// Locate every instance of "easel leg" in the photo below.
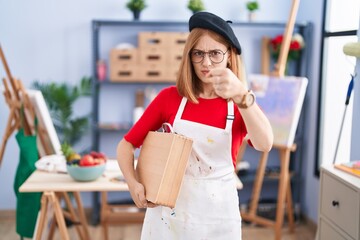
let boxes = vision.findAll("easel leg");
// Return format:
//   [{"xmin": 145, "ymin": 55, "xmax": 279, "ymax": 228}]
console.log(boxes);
[
  {"xmin": 47, "ymin": 216, "xmax": 56, "ymax": 240},
  {"xmin": 48, "ymin": 192, "xmax": 70, "ymax": 240},
  {"xmin": 73, "ymin": 192, "xmax": 91, "ymax": 240},
  {"xmin": 274, "ymin": 148, "xmax": 291, "ymax": 240},
  {"xmin": 286, "ymin": 178, "xmax": 295, "ymax": 232},
  {"xmin": 248, "ymin": 152, "xmax": 269, "ymax": 217},
  {"xmin": 61, "ymin": 192, "xmax": 86, "ymax": 240},
  {"xmin": 35, "ymin": 193, "xmax": 49, "ymax": 240}
]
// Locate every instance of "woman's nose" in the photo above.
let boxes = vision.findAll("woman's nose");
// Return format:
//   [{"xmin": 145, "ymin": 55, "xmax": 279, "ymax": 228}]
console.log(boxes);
[{"xmin": 201, "ymin": 54, "xmax": 212, "ymax": 66}]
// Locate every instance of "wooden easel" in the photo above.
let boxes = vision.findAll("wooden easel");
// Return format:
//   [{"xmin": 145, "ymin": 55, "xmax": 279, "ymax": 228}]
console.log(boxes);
[
  {"xmin": 1, "ymin": 45, "xmax": 90, "ymax": 239},
  {"xmin": 0, "ymin": 43, "xmax": 56, "ymax": 167},
  {"xmin": 0, "ymin": 43, "xmax": 35, "ymax": 167},
  {"xmin": 239, "ymin": 1, "xmax": 301, "ymax": 240}
]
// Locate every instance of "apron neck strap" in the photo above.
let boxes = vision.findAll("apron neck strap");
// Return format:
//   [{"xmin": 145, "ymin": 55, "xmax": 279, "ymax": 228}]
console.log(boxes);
[
  {"xmin": 175, "ymin": 97, "xmax": 187, "ymax": 121},
  {"xmin": 225, "ymin": 100, "xmax": 234, "ymax": 132}
]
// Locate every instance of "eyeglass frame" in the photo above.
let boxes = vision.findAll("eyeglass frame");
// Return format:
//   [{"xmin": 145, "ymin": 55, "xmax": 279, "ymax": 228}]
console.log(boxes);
[{"xmin": 190, "ymin": 48, "xmax": 229, "ymax": 64}]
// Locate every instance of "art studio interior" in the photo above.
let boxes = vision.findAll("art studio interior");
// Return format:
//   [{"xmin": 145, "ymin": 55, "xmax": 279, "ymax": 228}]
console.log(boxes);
[{"xmin": 0, "ymin": 0, "xmax": 360, "ymax": 239}]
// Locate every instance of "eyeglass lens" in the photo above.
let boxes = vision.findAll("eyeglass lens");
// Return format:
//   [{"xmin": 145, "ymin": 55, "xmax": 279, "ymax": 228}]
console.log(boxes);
[{"xmin": 191, "ymin": 49, "xmax": 228, "ymax": 63}]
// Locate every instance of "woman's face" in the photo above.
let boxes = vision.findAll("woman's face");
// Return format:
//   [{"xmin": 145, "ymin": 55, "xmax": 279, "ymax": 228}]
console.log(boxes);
[{"xmin": 191, "ymin": 34, "xmax": 229, "ymax": 85}]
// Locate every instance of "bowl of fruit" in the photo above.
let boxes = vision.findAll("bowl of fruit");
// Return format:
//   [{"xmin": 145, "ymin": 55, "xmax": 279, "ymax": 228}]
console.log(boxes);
[{"xmin": 62, "ymin": 144, "xmax": 107, "ymax": 182}]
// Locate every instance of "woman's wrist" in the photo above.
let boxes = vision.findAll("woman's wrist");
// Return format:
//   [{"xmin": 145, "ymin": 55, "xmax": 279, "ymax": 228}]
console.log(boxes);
[{"xmin": 234, "ymin": 90, "xmax": 256, "ymax": 109}]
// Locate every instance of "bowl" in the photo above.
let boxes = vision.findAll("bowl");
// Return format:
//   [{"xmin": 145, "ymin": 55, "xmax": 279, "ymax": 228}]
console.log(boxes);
[{"xmin": 66, "ymin": 164, "xmax": 105, "ymax": 182}]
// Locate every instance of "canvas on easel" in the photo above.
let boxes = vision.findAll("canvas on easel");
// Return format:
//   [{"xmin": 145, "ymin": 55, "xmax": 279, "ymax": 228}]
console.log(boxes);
[
  {"xmin": 26, "ymin": 90, "xmax": 62, "ymax": 157},
  {"xmin": 248, "ymin": 74, "xmax": 308, "ymax": 147}
]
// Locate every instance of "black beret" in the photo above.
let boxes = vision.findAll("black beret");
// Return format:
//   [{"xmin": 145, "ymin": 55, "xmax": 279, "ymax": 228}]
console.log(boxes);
[{"xmin": 189, "ymin": 12, "xmax": 242, "ymax": 55}]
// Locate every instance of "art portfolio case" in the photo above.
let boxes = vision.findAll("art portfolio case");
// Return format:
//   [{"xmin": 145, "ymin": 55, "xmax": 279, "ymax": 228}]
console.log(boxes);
[{"xmin": 136, "ymin": 127, "xmax": 193, "ymax": 208}]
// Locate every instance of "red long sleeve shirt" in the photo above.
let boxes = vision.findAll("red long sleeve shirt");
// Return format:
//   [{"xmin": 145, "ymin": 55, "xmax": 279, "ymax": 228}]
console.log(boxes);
[{"xmin": 124, "ymin": 86, "xmax": 248, "ymax": 168}]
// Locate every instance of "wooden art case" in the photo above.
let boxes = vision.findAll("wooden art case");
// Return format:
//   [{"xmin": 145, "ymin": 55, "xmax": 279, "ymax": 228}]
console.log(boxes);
[{"xmin": 136, "ymin": 123, "xmax": 193, "ymax": 208}]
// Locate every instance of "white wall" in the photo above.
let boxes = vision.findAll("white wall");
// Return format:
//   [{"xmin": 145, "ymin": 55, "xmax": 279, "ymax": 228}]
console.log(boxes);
[
  {"xmin": 351, "ymin": 19, "xmax": 360, "ymax": 160},
  {"xmin": 0, "ymin": 0, "xmax": 324, "ymax": 224}
]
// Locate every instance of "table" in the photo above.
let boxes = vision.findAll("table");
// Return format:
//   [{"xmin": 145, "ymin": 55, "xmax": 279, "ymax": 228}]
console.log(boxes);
[{"xmin": 19, "ymin": 160, "xmax": 136, "ymax": 240}]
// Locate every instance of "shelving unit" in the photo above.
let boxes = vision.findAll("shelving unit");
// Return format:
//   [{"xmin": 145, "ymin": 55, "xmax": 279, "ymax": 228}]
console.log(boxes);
[{"xmin": 90, "ymin": 19, "xmax": 313, "ymax": 224}]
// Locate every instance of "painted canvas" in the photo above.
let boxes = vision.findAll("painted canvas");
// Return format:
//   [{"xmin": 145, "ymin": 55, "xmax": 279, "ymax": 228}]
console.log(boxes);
[
  {"xmin": 26, "ymin": 90, "xmax": 61, "ymax": 156},
  {"xmin": 248, "ymin": 74, "xmax": 308, "ymax": 147}
]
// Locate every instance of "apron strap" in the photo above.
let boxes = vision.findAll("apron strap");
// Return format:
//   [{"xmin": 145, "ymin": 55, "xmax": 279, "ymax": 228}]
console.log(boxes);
[
  {"xmin": 225, "ymin": 100, "xmax": 234, "ymax": 132},
  {"xmin": 175, "ymin": 97, "xmax": 187, "ymax": 121}
]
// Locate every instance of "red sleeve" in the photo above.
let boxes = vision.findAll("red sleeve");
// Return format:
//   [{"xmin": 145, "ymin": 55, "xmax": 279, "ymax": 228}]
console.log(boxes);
[{"xmin": 124, "ymin": 86, "xmax": 181, "ymax": 148}]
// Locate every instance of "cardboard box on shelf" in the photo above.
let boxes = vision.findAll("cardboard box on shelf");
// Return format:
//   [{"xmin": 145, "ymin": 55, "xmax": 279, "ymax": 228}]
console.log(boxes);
[
  {"xmin": 110, "ymin": 48, "xmax": 138, "ymax": 64},
  {"xmin": 139, "ymin": 49, "xmax": 168, "ymax": 64},
  {"xmin": 138, "ymin": 32, "xmax": 171, "ymax": 50},
  {"xmin": 167, "ymin": 66, "xmax": 180, "ymax": 82},
  {"xmin": 138, "ymin": 63, "xmax": 175, "ymax": 82},
  {"xmin": 169, "ymin": 32, "xmax": 189, "ymax": 53},
  {"xmin": 168, "ymin": 52, "xmax": 183, "ymax": 66},
  {"xmin": 110, "ymin": 63, "xmax": 139, "ymax": 82}
]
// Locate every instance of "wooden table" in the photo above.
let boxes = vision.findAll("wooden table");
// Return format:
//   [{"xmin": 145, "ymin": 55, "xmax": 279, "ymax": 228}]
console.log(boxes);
[{"xmin": 19, "ymin": 160, "xmax": 137, "ymax": 240}]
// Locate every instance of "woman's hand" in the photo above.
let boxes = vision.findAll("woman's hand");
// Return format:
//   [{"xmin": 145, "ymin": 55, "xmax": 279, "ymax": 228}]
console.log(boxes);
[
  {"xmin": 117, "ymin": 139, "xmax": 158, "ymax": 209},
  {"xmin": 208, "ymin": 68, "xmax": 273, "ymax": 152},
  {"xmin": 127, "ymin": 180, "xmax": 148, "ymax": 208},
  {"xmin": 209, "ymin": 68, "xmax": 247, "ymax": 101},
  {"xmin": 127, "ymin": 180, "xmax": 158, "ymax": 208}
]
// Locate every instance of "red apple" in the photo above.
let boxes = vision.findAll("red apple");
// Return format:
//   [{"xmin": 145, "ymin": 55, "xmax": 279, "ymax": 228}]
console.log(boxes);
[
  {"xmin": 79, "ymin": 154, "xmax": 95, "ymax": 166},
  {"xmin": 90, "ymin": 151, "xmax": 107, "ymax": 160},
  {"xmin": 94, "ymin": 158, "xmax": 106, "ymax": 165}
]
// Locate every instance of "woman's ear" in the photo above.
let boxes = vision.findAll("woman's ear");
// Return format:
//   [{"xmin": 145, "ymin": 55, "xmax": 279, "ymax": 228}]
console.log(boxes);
[
  {"xmin": 227, "ymin": 57, "xmax": 232, "ymax": 68},
  {"xmin": 227, "ymin": 50, "xmax": 232, "ymax": 68}
]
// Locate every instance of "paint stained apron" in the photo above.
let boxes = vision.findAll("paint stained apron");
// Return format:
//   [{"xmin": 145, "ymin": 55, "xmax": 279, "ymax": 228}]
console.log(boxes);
[{"xmin": 141, "ymin": 97, "xmax": 241, "ymax": 240}]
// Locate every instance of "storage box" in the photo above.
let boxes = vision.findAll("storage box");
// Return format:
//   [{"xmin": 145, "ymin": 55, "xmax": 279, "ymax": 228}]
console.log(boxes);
[
  {"xmin": 138, "ymin": 63, "xmax": 174, "ymax": 82},
  {"xmin": 139, "ymin": 49, "xmax": 168, "ymax": 64},
  {"xmin": 136, "ymin": 131, "xmax": 193, "ymax": 208},
  {"xmin": 110, "ymin": 63, "xmax": 139, "ymax": 82},
  {"xmin": 110, "ymin": 48, "xmax": 138, "ymax": 64},
  {"xmin": 168, "ymin": 52, "xmax": 183, "ymax": 66},
  {"xmin": 167, "ymin": 66, "xmax": 180, "ymax": 82},
  {"xmin": 169, "ymin": 32, "xmax": 189, "ymax": 53},
  {"xmin": 138, "ymin": 32, "xmax": 171, "ymax": 50}
]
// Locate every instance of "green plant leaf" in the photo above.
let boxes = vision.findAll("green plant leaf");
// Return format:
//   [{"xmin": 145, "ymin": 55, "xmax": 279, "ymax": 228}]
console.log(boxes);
[{"xmin": 32, "ymin": 77, "xmax": 92, "ymax": 146}]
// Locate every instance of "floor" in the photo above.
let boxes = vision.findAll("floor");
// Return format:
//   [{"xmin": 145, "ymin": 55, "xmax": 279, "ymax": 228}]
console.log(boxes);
[{"xmin": 0, "ymin": 213, "xmax": 317, "ymax": 240}]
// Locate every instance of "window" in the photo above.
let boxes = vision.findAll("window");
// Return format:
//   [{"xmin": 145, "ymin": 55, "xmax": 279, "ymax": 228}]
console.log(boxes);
[{"xmin": 316, "ymin": 0, "xmax": 359, "ymax": 176}]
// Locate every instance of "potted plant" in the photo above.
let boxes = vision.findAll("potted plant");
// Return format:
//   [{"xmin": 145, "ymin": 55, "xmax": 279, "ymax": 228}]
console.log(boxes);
[
  {"xmin": 32, "ymin": 76, "xmax": 92, "ymax": 150},
  {"xmin": 187, "ymin": 0, "xmax": 205, "ymax": 14},
  {"xmin": 246, "ymin": 1, "xmax": 259, "ymax": 21},
  {"xmin": 126, "ymin": 0, "xmax": 147, "ymax": 20}
]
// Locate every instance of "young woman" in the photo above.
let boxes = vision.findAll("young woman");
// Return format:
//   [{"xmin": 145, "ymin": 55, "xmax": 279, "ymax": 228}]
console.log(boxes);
[{"xmin": 117, "ymin": 11, "xmax": 273, "ymax": 240}]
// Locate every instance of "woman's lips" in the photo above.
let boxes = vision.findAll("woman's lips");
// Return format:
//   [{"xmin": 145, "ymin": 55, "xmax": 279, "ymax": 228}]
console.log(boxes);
[{"xmin": 201, "ymin": 70, "xmax": 210, "ymax": 76}]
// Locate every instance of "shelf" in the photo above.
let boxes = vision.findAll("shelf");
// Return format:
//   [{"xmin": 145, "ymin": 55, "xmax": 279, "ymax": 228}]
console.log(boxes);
[
  {"xmin": 96, "ymin": 123, "xmax": 132, "ymax": 132},
  {"xmin": 97, "ymin": 80, "xmax": 176, "ymax": 85},
  {"xmin": 92, "ymin": 19, "xmax": 310, "ymax": 29}
]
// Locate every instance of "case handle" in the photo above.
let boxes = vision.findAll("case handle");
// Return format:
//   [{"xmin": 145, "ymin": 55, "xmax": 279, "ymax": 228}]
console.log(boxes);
[{"xmin": 162, "ymin": 123, "xmax": 174, "ymax": 133}]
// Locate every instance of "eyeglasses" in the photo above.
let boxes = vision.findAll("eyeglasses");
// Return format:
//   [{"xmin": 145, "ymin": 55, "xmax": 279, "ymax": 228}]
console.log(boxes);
[{"xmin": 190, "ymin": 49, "xmax": 229, "ymax": 64}]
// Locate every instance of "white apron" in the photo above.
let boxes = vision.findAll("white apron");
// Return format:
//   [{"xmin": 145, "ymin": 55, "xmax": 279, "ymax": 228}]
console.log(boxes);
[{"xmin": 141, "ymin": 97, "xmax": 241, "ymax": 240}]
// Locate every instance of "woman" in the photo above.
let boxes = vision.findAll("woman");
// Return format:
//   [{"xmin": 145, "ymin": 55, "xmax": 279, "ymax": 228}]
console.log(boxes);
[{"xmin": 117, "ymin": 11, "xmax": 273, "ymax": 239}]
